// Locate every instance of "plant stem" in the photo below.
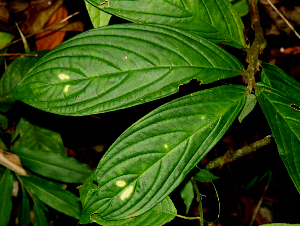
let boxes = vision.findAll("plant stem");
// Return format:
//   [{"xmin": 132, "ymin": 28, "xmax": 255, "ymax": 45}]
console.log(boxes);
[
  {"xmin": 244, "ymin": 0, "xmax": 267, "ymax": 93},
  {"xmin": 205, "ymin": 135, "xmax": 272, "ymax": 171},
  {"xmin": 0, "ymin": 53, "xmax": 38, "ymax": 57}
]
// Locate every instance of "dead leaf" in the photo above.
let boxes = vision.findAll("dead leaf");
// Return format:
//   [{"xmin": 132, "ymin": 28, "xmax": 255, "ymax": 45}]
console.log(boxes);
[
  {"xmin": 0, "ymin": 149, "xmax": 28, "ymax": 176},
  {"xmin": 281, "ymin": 46, "xmax": 300, "ymax": 55},
  {"xmin": 21, "ymin": 0, "xmax": 63, "ymax": 35},
  {"xmin": 35, "ymin": 4, "xmax": 68, "ymax": 50},
  {"xmin": 0, "ymin": 2, "xmax": 9, "ymax": 23}
]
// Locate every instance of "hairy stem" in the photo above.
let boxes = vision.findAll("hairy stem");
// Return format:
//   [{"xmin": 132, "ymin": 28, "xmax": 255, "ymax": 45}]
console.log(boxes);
[
  {"xmin": 205, "ymin": 136, "xmax": 272, "ymax": 171},
  {"xmin": 244, "ymin": 0, "xmax": 267, "ymax": 93}
]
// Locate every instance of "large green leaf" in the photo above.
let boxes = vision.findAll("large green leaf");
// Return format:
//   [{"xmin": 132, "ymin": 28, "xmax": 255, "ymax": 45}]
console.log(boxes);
[
  {"xmin": 0, "ymin": 51, "xmax": 48, "ymax": 112},
  {"xmin": 11, "ymin": 24, "xmax": 244, "ymax": 116},
  {"xmin": 81, "ymin": 85, "xmax": 246, "ymax": 221},
  {"xmin": 87, "ymin": 0, "xmax": 245, "ymax": 48},
  {"xmin": 80, "ymin": 170, "xmax": 176, "ymax": 226},
  {"xmin": 10, "ymin": 147, "xmax": 93, "ymax": 183},
  {"xmin": 20, "ymin": 175, "xmax": 81, "ymax": 219},
  {"xmin": 85, "ymin": 0, "xmax": 112, "ymax": 28},
  {"xmin": 256, "ymin": 83, "xmax": 300, "ymax": 193},
  {"xmin": 32, "ymin": 197, "xmax": 48, "ymax": 226},
  {"xmin": 18, "ymin": 185, "xmax": 30, "ymax": 226},
  {"xmin": 14, "ymin": 118, "xmax": 66, "ymax": 154},
  {"xmin": 0, "ymin": 169, "xmax": 13, "ymax": 226}
]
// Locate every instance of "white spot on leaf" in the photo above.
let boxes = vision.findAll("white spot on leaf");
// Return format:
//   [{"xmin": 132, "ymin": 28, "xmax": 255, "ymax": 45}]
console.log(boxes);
[
  {"xmin": 64, "ymin": 85, "xmax": 70, "ymax": 92},
  {"xmin": 120, "ymin": 186, "xmax": 133, "ymax": 200},
  {"xmin": 164, "ymin": 144, "xmax": 168, "ymax": 149},
  {"xmin": 58, "ymin": 74, "xmax": 70, "ymax": 80},
  {"xmin": 116, "ymin": 180, "xmax": 126, "ymax": 187}
]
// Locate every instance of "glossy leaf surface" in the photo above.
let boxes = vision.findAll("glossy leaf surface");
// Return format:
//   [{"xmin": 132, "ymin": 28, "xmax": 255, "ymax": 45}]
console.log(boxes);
[
  {"xmin": 0, "ymin": 169, "xmax": 13, "ymax": 226},
  {"xmin": 14, "ymin": 118, "xmax": 66, "ymax": 154},
  {"xmin": 20, "ymin": 175, "xmax": 81, "ymax": 219},
  {"xmin": 85, "ymin": 0, "xmax": 112, "ymax": 28},
  {"xmin": 87, "ymin": 0, "xmax": 245, "ymax": 48},
  {"xmin": 81, "ymin": 85, "xmax": 246, "ymax": 220},
  {"xmin": 11, "ymin": 147, "xmax": 94, "ymax": 183},
  {"xmin": 12, "ymin": 24, "xmax": 244, "ymax": 116},
  {"xmin": 256, "ymin": 83, "xmax": 300, "ymax": 193}
]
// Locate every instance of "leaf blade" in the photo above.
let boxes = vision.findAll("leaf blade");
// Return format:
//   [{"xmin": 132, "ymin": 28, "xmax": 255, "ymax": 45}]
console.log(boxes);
[
  {"xmin": 81, "ymin": 85, "xmax": 247, "ymax": 220},
  {"xmin": 12, "ymin": 24, "xmax": 244, "ymax": 116},
  {"xmin": 85, "ymin": 0, "xmax": 112, "ymax": 28},
  {"xmin": 0, "ymin": 169, "xmax": 13, "ymax": 226},
  {"xmin": 87, "ymin": 0, "xmax": 246, "ymax": 48},
  {"xmin": 180, "ymin": 180, "xmax": 194, "ymax": 214},
  {"xmin": 10, "ymin": 147, "xmax": 94, "ymax": 183}
]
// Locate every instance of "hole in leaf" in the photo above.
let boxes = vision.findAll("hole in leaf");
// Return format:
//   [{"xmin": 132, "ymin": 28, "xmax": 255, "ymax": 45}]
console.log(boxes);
[{"xmin": 290, "ymin": 104, "xmax": 300, "ymax": 111}]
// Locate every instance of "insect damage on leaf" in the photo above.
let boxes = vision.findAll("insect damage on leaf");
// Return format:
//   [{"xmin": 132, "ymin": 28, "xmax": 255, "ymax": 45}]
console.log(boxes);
[
  {"xmin": 291, "ymin": 104, "xmax": 300, "ymax": 111},
  {"xmin": 99, "ymin": 0, "xmax": 109, "ymax": 8}
]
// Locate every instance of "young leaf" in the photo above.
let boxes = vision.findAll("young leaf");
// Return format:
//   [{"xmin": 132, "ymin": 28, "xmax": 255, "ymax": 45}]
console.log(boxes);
[
  {"xmin": 14, "ymin": 118, "xmax": 66, "ymax": 154},
  {"xmin": 256, "ymin": 83, "xmax": 300, "ymax": 194},
  {"xmin": 0, "ymin": 31, "xmax": 14, "ymax": 50},
  {"xmin": 0, "ymin": 169, "xmax": 13, "ymax": 226},
  {"xmin": 194, "ymin": 169, "xmax": 219, "ymax": 182},
  {"xmin": 10, "ymin": 147, "xmax": 94, "ymax": 183},
  {"xmin": 18, "ymin": 185, "xmax": 30, "ymax": 226},
  {"xmin": 180, "ymin": 180, "xmax": 194, "ymax": 214},
  {"xmin": 0, "ymin": 51, "xmax": 48, "ymax": 112},
  {"xmin": 81, "ymin": 85, "xmax": 247, "ymax": 221},
  {"xmin": 0, "ymin": 113, "xmax": 8, "ymax": 130},
  {"xmin": 87, "ymin": 0, "xmax": 246, "ymax": 48},
  {"xmin": 32, "ymin": 197, "xmax": 48, "ymax": 226},
  {"xmin": 85, "ymin": 0, "xmax": 112, "ymax": 28},
  {"xmin": 91, "ymin": 196, "xmax": 176, "ymax": 226},
  {"xmin": 20, "ymin": 175, "xmax": 81, "ymax": 219},
  {"xmin": 229, "ymin": 0, "xmax": 249, "ymax": 17},
  {"xmin": 238, "ymin": 93, "xmax": 257, "ymax": 123},
  {"xmin": 11, "ymin": 24, "xmax": 244, "ymax": 116}
]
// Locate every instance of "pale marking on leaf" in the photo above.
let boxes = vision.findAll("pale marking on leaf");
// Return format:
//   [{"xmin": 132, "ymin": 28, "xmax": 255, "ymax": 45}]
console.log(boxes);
[
  {"xmin": 58, "ymin": 73, "xmax": 70, "ymax": 80},
  {"xmin": 120, "ymin": 186, "xmax": 133, "ymax": 200},
  {"xmin": 99, "ymin": 0, "xmax": 109, "ymax": 8},
  {"xmin": 64, "ymin": 85, "xmax": 70, "ymax": 92},
  {"xmin": 116, "ymin": 180, "xmax": 126, "ymax": 187},
  {"xmin": 201, "ymin": 116, "xmax": 205, "ymax": 119},
  {"xmin": 164, "ymin": 144, "xmax": 168, "ymax": 149}
]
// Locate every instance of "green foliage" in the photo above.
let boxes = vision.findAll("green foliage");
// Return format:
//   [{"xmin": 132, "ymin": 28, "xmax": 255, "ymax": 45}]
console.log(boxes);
[{"xmin": 1, "ymin": 0, "xmax": 300, "ymax": 225}]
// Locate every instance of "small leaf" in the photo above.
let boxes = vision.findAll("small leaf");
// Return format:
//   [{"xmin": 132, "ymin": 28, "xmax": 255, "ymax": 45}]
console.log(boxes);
[
  {"xmin": 81, "ymin": 85, "xmax": 246, "ymax": 220},
  {"xmin": 238, "ymin": 93, "xmax": 257, "ymax": 123},
  {"xmin": 14, "ymin": 118, "xmax": 66, "ymax": 154},
  {"xmin": 20, "ymin": 174, "xmax": 81, "ymax": 219},
  {"xmin": 18, "ymin": 185, "xmax": 30, "ymax": 226},
  {"xmin": 0, "ymin": 169, "xmax": 13, "ymax": 226},
  {"xmin": 12, "ymin": 24, "xmax": 244, "ymax": 116},
  {"xmin": 10, "ymin": 147, "xmax": 94, "ymax": 183},
  {"xmin": 87, "ymin": 0, "xmax": 246, "ymax": 48},
  {"xmin": 0, "ymin": 51, "xmax": 48, "ymax": 112},
  {"xmin": 256, "ymin": 83, "xmax": 300, "ymax": 194},
  {"xmin": 194, "ymin": 169, "xmax": 219, "ymax": 182},
  {"xmin": 0, "ymin": 113, "xmax": 8, "ymax": 130},
  {"xmin": 32, "ymin": 197, "xmax": 48, "ymax": 226},
  {"xmin": 229, "ymin": 0, "xmax": 249, "ymax": 17},
  {"xmin": 180, "ymin": 180, "xmax": 194, "ymax": 214},
  {"xmin": 85, "ymin": 0, "xmax": 112, "ymax": 28},
  {"xmin": 90, "ymin": 196, "xmax": 176, "ymax": 226},
  {"xmin": 0, "ymin": 31, "xmax": 14, "ymax": 50}
]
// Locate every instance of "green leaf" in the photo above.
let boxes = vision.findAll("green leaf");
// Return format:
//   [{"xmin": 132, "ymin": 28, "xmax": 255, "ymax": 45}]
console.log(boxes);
[
  {"xmin": 256, "ymin": 83, "xmax": 300, "ymax": 194},
  {"xmin": 14, "ymin": 118, "xmax": 66, "ymax": 154},
  {"xmin": 229, "ymin": 0, "xmax": 249, "ymax": 17},
  {"xmin": 87, "ymin": 0, "xmax": 245, "ymax": 48},
  {"xmin": 0, "ymin": 31, "xmax": 14, "ymax": 50},
  {"xmin": 238, "ymin": 93, "xmax": 257, "ymax": 123},
  {"xmin": 0, "ymin": 51, "xmax": 48, "ymax": 112},
  {"xmin": 18, "ymin": 185, "xmax": 30, "ymax": 226},
  {"xmin": 0, "ymin": 137, "xmax": 7, "ymax": 150},
  {"xmin": 32, "ymin": 197, "xmax": 48, "ymax": 226},
  {"xmin": 0, "ymin": 48, "xmax": 8, "ymax": 67},
  {"xmin": 90, "ymin": 196, "xmax": 176, "ymax": 226},
  {"xmin": 85, "ymin": 0, "xmax": 112, "ymax": 28},
  {"xmin": 81, "ymin": 85, "xmax": 246, "ymax": 221},
  {"xmin": 12, "ymin": 24, "xmax": 244, "ymax": 116},
  {"xmin": 180, "ymin": 180, "xmax": 194, "ymax": 214},
  {"xmin": 0, "ymin": 169, "xmax": 13, "ymax": 226},
  {"xmin": 0, "ymin": 114, "xmax": 8, "ymax": 130},
  {"xmin": 10, "ymin": 147, "xmax": 94, "ymax": 183},
  {"xmin": 20, "ymin": 175, "xmax": 81, "ymax": 219},
  {"xmin": 261, "ymin": 63, "xmax": 300, "ymax": 101},
  {"xmin": 194, "ymin": 169, "xmax": 219, "ymax": 182}
]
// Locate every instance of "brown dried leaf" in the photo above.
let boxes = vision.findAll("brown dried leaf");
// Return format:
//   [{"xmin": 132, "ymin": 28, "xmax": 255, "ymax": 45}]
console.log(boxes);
[
  {"xmin": 0, "ymin": 2, "xmax": 9, "ymax": 23},
  {"xmin": 0, "ymin": 149, "xmax": 28, "ymax": 176}
]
